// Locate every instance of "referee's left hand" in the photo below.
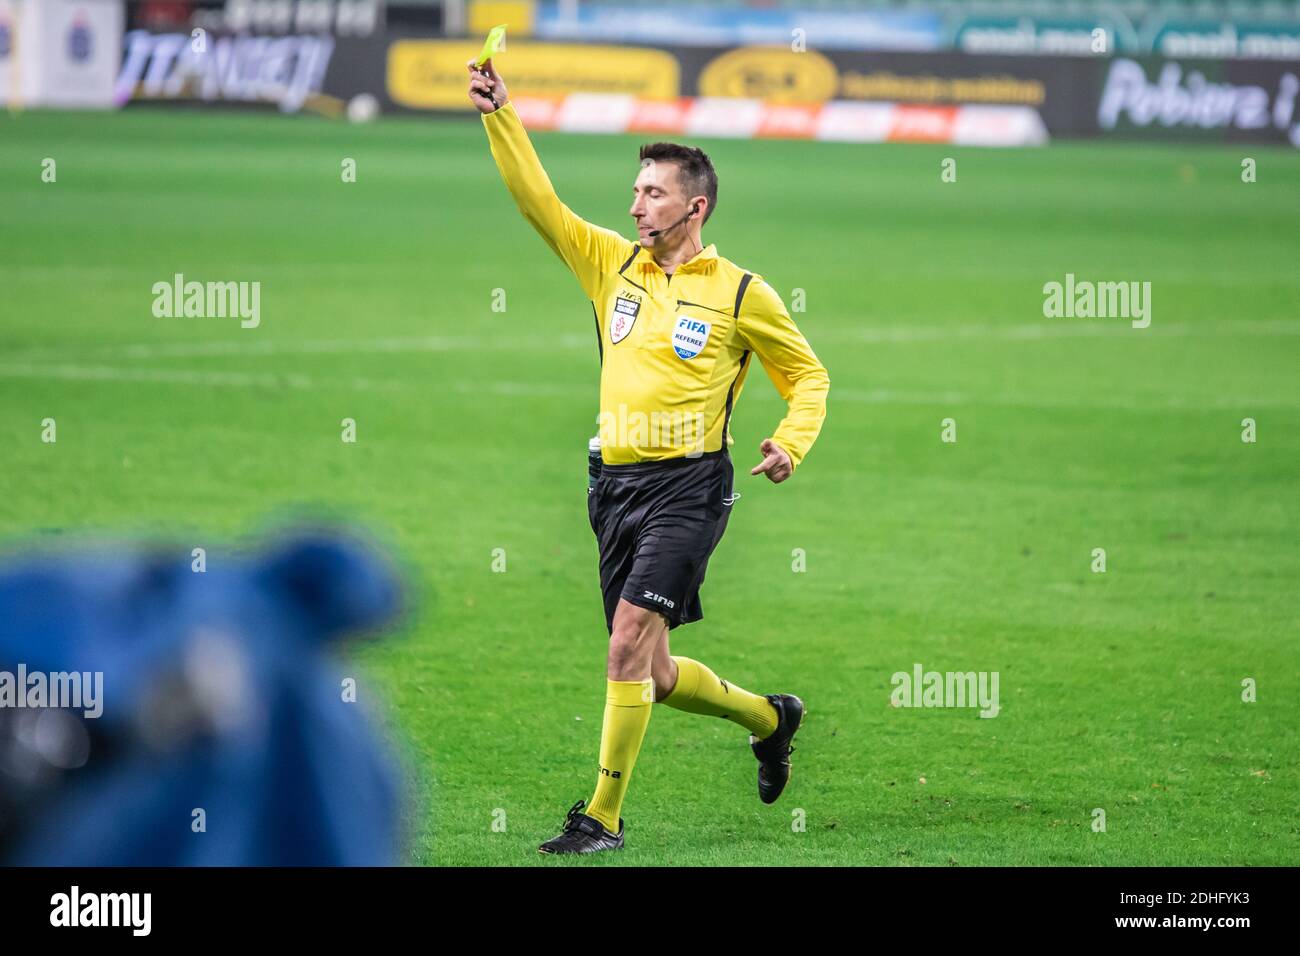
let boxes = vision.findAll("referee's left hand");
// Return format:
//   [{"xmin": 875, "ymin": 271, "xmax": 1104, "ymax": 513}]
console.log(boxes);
[{"xmin": 750, "ymin": 438, "xmax": 793, "ymax": 484}]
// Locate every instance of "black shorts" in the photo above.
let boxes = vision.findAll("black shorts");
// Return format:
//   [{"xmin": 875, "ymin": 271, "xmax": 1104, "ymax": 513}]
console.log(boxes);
[{"xmin": 588, "ymin": 451, "xmax": 736, "ymax": 633}]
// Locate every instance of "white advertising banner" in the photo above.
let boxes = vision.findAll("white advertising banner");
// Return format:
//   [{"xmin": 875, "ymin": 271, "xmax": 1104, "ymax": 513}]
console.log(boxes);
[{"xmin": 0, "ymin": 0, "xmax": 124, "ymax": 109}]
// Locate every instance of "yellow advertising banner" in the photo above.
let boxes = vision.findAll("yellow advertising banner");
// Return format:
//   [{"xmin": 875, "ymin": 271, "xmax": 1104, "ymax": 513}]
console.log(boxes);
[
  {"xmin": 388, "ymin": 40, "xmax": 680, "ymax": 110},
  {"xmin": 697, "ymin": 46, "xmax": 839, "ymax": 103},
  {"xmin": 840, "ymin": 71, "xmax": 1045, "ymax": 105},
  {"xmin": 468, "ymin": 1, "xmax": 534, "ymax": 38}
]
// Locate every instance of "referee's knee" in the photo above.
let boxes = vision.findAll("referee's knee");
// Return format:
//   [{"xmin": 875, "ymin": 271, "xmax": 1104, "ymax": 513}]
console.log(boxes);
[{"xmin": 607, "ymin": 601, "xmax": 665, "ymax": 678}]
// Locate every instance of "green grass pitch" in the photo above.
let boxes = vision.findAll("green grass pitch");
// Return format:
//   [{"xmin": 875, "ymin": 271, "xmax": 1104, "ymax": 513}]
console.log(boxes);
[{"xmin": 1, "ymin": 108, "xmax": 1297, "ymax": 866}]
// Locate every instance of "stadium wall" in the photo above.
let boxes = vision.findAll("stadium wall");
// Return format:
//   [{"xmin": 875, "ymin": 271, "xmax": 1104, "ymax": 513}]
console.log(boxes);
[{"xmin": 104, "ymin": 25, "xmax": 1300, "ymax": 148}]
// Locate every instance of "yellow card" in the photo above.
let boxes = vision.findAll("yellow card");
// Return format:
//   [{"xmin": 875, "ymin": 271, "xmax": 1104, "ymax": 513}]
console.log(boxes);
[{"xmin": 475, "ymin": 24, "xmax": 507, "ymax": 67}]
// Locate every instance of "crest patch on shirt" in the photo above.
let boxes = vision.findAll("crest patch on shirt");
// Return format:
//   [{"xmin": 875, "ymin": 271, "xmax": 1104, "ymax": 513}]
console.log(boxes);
[
  {"xmin": 609, "ymin": 293, "xmax": 641, "ymax": 345},
  {"xmin": 672, "ymin": 316, "xmax": 711, "ymax": 360}
]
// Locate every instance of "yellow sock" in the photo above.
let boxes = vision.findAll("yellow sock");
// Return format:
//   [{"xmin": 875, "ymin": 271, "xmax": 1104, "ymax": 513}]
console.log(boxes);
[
  {"xmin": 660, "ymin": 657, "xmax": 779, "ymax": 738},
  {"xmin": 586, "ymin": 678, "xmax": 654, "ymax": 833}
]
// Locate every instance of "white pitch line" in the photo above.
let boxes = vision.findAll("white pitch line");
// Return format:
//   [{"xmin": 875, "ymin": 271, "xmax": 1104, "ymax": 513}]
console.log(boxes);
[
  {"xmin": 830, "ymin": 386, "xmax": 1300, "ymax": 411},
  {"xmin": 0, "ymin": 363, "xmax": 314, "ymax": 389},
  {"xmin": 2, "ymin": 362, "xmax": 1295, "ymax": 411},
  {"xmin": 5, "ymin": 332, "xmax": 597, "ymax": 363},
  {"xmin": 0, "ymin": 362, "xmax": 589, "ymax": 398},
  {"xmin": 6, "ymin": 261, "xmax": 1298, "ymax": 286},
  {"xmin": 832, "ymin": 318, "xmax": 1300, "ymax": 344},
  {"xmin": 0, "ymin": 262, "xmax": 433, "ymax": 282},
  {"xmin": 7, "ymin": 317, "xmax": 1298, "ymax": 364}
]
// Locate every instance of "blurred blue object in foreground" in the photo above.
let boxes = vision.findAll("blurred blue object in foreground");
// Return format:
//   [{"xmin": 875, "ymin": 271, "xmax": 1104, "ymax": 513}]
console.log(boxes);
[{"xmin": 0, "ymin": 527, "xmax": 406, "ymax": 865}]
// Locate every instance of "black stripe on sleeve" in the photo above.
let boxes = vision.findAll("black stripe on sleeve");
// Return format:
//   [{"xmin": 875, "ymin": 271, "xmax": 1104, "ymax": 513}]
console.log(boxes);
[
  {"xmin": 617, "ymin": 245, "xmax": 640, "ymax": 276},
  {"xmin": 617, "ymin": 245, "xmax": 649, "ymax": 293},
  {"xmin": 591, "ymin": 302, "xmax": 603, "ymax": 366},
  {"xmin": 722, "ymin": 273, "xmax": 756, "ymax": 444},
  {"xmin": 733, "ymin": 272, "xmax": 754, "ymax": 318},
  {"xmin": 723, "ymin": 350, "xmax": 751, "ymax": 443}
]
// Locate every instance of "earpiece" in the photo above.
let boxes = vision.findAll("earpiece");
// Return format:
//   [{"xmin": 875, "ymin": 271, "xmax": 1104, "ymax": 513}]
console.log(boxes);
[{"xmin": 647, "ymin": 201, "xmax": 703, "ymax": 239}]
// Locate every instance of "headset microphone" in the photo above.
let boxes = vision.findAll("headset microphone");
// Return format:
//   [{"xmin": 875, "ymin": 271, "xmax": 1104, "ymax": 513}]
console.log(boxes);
[{"xmin": 647, "ymin": 202, "xmax": 700, "ymax": 238}]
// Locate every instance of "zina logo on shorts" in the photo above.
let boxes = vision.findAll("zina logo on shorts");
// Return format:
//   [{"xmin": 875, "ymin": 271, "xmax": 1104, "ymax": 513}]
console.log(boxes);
[
  {"xmin": 672, "ymin": 316, "xmax": 710, "ymax": 359},
  {"xmin": 609, "ymin": 293, "xmax": 641, "ymax": 344}
]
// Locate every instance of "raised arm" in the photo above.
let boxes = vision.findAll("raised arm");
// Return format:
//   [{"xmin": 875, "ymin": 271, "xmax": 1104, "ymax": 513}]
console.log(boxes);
[
  {"xmin": 468, "ymin": 59, "xmax": 629, "ymax": 299},
  {"xmin": 736, "ymin": 277, "xmax": 830, "ymax": 481}
]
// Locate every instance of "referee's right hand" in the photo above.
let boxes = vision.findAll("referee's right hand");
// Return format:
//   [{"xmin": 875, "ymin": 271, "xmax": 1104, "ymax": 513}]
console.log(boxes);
[{"xmin": 467, "ymin": 58, "xmax": 509, "ymax": 114}]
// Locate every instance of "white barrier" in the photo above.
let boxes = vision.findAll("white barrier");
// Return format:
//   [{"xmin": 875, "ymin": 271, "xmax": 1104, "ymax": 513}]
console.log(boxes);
[
  {"xmin": 0, "ymin": 0, "xmax": 123, "ymax": 109},
  {"xmin": 510, "ymin": 94, "xmax": 1049, "ymax": 147}
]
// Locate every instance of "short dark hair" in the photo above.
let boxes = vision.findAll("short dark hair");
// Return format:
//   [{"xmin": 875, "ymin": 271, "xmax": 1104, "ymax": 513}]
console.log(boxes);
[{"xmin": 638, "ymin": 142, "xmax": 718, "ymax": 225}]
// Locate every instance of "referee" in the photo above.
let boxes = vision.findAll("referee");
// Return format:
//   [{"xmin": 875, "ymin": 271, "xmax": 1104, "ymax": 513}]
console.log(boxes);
[{"xmin": 469, "ymin": 60, "xmax": 830, "ymax": 855}]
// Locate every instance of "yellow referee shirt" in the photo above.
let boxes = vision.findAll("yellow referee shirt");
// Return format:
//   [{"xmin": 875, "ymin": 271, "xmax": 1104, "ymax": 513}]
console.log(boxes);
[{"xmin": 482, "ymin": 102, "xmax": 829, "ymax": 470}]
